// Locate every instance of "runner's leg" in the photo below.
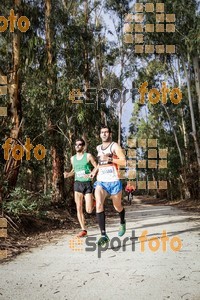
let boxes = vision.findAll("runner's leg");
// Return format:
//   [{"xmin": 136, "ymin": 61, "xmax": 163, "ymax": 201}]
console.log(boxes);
[
  {"xmin": 85, "ymin": 193, "xmax": 94, "ymax": 213},
  {"xmin": 128, "ymin": 192, "xmax": 130, "ymax": 205},
  {"xmin": 95, "ymin": 185, "xmax": 107, "ymax": 236},
  {"xmin": 111, "ymin": 190, "xmax": 123, "ymax": 213},
  {"xmin": 111, "ymin": 191, "xmax": 126, "ymax": 236},
  {"xmin": 74, "ymin": 191, "xmax": 86, "ymax": 230}
]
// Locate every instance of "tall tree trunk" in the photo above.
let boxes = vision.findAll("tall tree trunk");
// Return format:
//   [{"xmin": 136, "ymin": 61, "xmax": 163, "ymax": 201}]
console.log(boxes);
[
  {"xmin": 45, "ymin": 0, "xmax": 64, "ymax": 203},
  {"xmin": 118, "ymin": 99, "xmax": 123, "ymax": 145},
  {"xmin": 83, "ymin": 0, "xmax": 90, "ymax": 95},
  {"xmin": 177, "ymin": 59, "xmax": 189, "ymax": 159},
  {"xmin": 94, "ymin": 32, "xmax": 107, "ymax": 125},
  {"xmin": 177, "ymin": 59, "xmax": 190, "ymax": 199},
  {"xmin": 193, "ymin": 56, "xmax": 200, "ymax": 118},
  {"xmin": 162, "ymin": 104, "xmax": 184, "ymax": 165},
  {"xmin": 118, "ymin": 10, "xmax": 125, "ymax": 145},
  {"xmin": 4, "ymin": 0, "xmax": 22, "ymax": 189},
  {"xmin": 182, "ymin": 57, "xmax": 200, "ymax": 168}
]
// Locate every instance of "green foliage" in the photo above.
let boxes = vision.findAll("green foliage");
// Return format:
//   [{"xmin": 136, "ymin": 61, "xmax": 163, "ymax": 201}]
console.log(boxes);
[
  {"xmin": 3, "ymin": 188, "xmax": 51, "ymax": 216},
  {"xmin": 0, "ymin": 0, "xmax": 199, "ymax": 206}
]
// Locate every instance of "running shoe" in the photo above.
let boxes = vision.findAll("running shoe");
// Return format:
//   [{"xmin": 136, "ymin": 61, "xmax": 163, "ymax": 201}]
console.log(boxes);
[
  {"xmin": 97, "ymin": 234, "xmax": 110, "ymax": 246},
  {"xmin": 77, "ymin": 230, "xmax": 87, "ymax": 238},
  {"xmin": 118, "ymin": 222, "xmax": 126, "ymax": 237}
]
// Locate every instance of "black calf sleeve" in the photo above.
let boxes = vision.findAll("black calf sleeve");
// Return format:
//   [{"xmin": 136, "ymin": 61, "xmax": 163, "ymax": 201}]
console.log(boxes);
[
  {"xmin": 96, "ymin": 211, "xmax": 106, "ymax": 235},
  {"xmin": 119, "ymin": 208, "xmax": 125, "ymax": 224}
]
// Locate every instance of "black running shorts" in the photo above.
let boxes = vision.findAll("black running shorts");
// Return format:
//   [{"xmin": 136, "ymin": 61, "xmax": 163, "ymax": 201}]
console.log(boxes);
[{"xmin": 74, "ymin": 181, "xmax": 93, "ymax": 195}]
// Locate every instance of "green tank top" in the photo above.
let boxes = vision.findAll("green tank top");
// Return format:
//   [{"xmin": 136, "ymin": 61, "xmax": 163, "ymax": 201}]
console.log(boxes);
[{"xmin": 73, "ymin": 152, "xmax": 92, "ymax": 182}]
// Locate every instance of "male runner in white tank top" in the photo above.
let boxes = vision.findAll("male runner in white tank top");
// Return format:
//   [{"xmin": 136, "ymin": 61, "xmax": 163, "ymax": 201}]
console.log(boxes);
[{"xmin": 90, "ymin": 126, "xmax": 126, "ymax": 246}]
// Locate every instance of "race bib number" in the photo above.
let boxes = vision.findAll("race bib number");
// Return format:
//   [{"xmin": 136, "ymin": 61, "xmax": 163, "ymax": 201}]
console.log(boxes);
[
  {"xmin": 99, "ymin": 166, "xmax": 115, "ymax": 176},
  {"xmin": 97, "ymin": 166, "xmax": 119, "ymax": 182},
  {"xmin": 76, "ymin": 170, "xmax": 86, "ymax": 178}
]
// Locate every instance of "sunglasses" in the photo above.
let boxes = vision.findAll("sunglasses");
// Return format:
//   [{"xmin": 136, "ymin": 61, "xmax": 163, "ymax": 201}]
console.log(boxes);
[{"xmin": 75, "ymin": 143, "xmax": 83, "ymax": 147}]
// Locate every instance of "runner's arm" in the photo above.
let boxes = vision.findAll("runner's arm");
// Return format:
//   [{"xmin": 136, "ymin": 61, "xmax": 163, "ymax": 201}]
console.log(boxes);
[
  {"xmin": 87, "ymin": 153, "xmax": 98, "ymax": 178},
  {"xmin": 88, "ymin": 164, "xmax": 99, "ymax": 178},
  {"xmin": 63, "ymin": 157, "xmax": 75, "ymax": 178},
  {"xmin": 87, "ymin": 153, "xmax": 98, "ymax": 169},
  {"xmin": 64, "ymin": 169, "xmax": 75, "ymax": 178},
  {"xmin": 111, "ymin": 143, "xmax": 126, "ymax": 167}
]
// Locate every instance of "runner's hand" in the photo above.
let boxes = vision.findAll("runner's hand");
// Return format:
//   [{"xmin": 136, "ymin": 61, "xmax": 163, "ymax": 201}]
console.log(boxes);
[
  {"xmin": 83, "ymin": 174, "xmax": 90, "ymax": 178},
  {"xmin": 88, "ymin": 172, "xmax": 95, "ymax": 179},
  {"xmin": 63, "ymin": 171, "xmax": 70, "ymax": 178}
]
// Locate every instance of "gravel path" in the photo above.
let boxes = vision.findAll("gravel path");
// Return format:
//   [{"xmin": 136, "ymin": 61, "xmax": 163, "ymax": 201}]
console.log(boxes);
[{"xmin": 0, "ymin": 198, "xmax": 200, "ymax": 300}]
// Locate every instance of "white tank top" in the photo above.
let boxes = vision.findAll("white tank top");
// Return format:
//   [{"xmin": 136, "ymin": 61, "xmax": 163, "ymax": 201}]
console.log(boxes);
[{"xmin": 97, "ymin": 142, "xmax": 120, "ymax": 182}]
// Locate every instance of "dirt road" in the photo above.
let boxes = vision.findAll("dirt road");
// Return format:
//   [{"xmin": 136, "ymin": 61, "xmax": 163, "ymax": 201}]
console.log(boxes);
[{"xmin": 0, "ymin": 198, "xmax": 200, "ymax": 300}]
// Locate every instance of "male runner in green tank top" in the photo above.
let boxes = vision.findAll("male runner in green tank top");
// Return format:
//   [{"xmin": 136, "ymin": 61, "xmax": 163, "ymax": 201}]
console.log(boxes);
[{"xmin": 64, "ymin": 138, "xmax": 97, "ymax": 237}]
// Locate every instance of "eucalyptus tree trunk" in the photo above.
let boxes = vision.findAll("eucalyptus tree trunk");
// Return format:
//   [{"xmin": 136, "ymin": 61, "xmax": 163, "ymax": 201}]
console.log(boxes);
[
  {"xmin": 45, "ymin": 0, "xmax": 64, "ymax": 203},
  {"xmin": 177, "ymin": 59, "xmax": 188, "ymax": 160},
  {"xmin": 193, "ymin": 56, "xmax": 200, "ymax": 118},
  {"xmin": 83, "ymin": 0, "xmax": 90, "ymax": 94},
  {"xmin": 4, "ymin": 0, "xmax": 22, "ymax": 189},
  {"xmin": 94, "ymin": 22, "xmax": 107, "ymax": 126},
  {"xmin": 118, "ymin": 10, "xmax": 125, "ymax": 145},
  {"xmin": 183, "ymin": 56, "xmax": 200, "ymax": 199},
  {"xmin": 177, "ymin": 59, "xmax": 190, "ymax": 199},
  {"xmin": 162, "ymin": 104, "xmax": 184, "ymax": 166},
  {"xmin": 182, "ymin": 57, "xmax": 200, "ymax": 168}
]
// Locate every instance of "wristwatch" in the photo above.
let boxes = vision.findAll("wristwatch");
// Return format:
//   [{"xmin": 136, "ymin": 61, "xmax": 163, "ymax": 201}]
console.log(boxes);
[{"xmin": 108, "ymin": 157, "xmax": 113, "ymax": 163}]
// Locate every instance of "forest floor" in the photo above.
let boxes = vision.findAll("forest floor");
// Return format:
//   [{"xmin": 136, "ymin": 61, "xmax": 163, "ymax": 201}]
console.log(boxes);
[
  {"xmin": 0, "ymin": 195, "xmax": 200, "ymax": 263},
  {"xmin": 0, "ymin": 196, "xmax": 200, "ymax": 299},
  {"xmin": 141, "ymin": 196, "xmax": 200, "ymax": 213},
  {"xmin": 0, "ymin": 195, "xmax": 199, "ymax": 261}
]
